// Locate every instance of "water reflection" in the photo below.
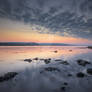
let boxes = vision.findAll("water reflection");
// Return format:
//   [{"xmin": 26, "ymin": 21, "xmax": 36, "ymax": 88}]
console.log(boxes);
[
  {"xmin": 0, "ymin": 46, "xmax": 91, "ymax": 60},
  {"xmin": 0, "ymin": 46, "xmax": 92, "ymax": 74},
  {"xmin": 0, "ymin": 46, "xmax": 92, "ymax": 92}
]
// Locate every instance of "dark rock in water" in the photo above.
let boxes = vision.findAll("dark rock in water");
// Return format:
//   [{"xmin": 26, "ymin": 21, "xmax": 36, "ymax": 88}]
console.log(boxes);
[
  {"xmin": 87, "ymin": 46, "xmax": 92, "ymax": 49},
  {"xmin": 77, "ymin": 59, "xmax": 91, "ymax": 66},
  {"xmin": 44, "ymin": 67, "xmax": 60, "ymax": 72},
  {"xmin": 33, "ymin": 57, "xmax": 39, "ymax": 60},
  {"xmin": 60, "ymin": 86, "xmax": 66, "ymax": 91},
  {"xmin": 54, "ymin": 50, "xmax": 58, "ymax": 53},
  {"xmin": 68, "ymin": 74, "xmax": 72, "ymax": 77},
  {"xmin": 87, "ymin": 68, "xmax": 92, "ymax": 75},
  {"xmin": 60, "ymin": 82, "xmax": 68, "ymax": 91},
  {"xmin": 24, "ymin": 59, "xmax": 32, "ymax": 63},
  {"xmin": 69, "ymin": 50, "xmax": 72, "ymax": 52},
  {"xmin": 0, "ymin": 72, "xmax": 18, "ymax": 82},
  {"xmin": 48, "ymin": 58, "xmax": 51, "ymax": 61},
  {"xmin": 60, "ymin": 61, "xmax": 69, "ymax": 65},
  {"xmin": 44, "ymin": 58, "xmax": 51, "ymax": 64},
  {"xmin": 76, "ymin": 72, "xmax": 85, "ymax": 78},
  {"xmin": 63, "ymin": 82, "xmax": 68, "ymax": 85},
  {"xmin": 40, "ymin": 58, "xmax": 45, "ymax": 61},
  {"xmin": 55, "ymin": 59, "xmax": 62, "ymax": 61}
]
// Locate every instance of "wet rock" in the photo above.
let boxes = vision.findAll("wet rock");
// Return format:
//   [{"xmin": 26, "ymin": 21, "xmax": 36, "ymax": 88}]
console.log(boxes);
[
  {"xmin": 69, "ymin": 50, "xmax": 72, "ymax": 52},
  {"xmin": 67, "ymin": 74, "xmax": 72, "ymax": 77},
  {"xmin": 87, "ymin": 46, "xmax": 92, "ymax": 49},
  {"xmin": 54, "ymin": 50, "xmax": 58, "ymax": 53},
  {"xmin": 76, "ymin": 72, "xmax": 85, "ymax": 78},
  {"xmin": 44, "ymin": 58, "xmax": 51, "ymax": 64},
  {"xmin": 40, "ymin": 71, "xmax": 43, "ymax": 74},
  {"xmin": 77, "ymin": 59, "xmax": 91, "ymax": 66},
  {"xmin": 60, "ymin": 86, "xmax": 66, "ymax": 91},
  {"xmin": 24, "ymin": 59, "xmax": 32, "ymax": 63},
  {"xmin": 55, "ymin": 59, "xmax": 62, "ymax": 61},
  {"xmin": 44, "ymin": 67, "xmax": 60, "ymax": 72},
  {"xmin": 87, "ymin": 68, "xmax": 92, "ymax": 75},
  {"xmin": 0, "ymin": 72, "xmax": 18, "ymax": 82},
  {"xmin": 63, "ymin": 82, "xmax": 68, "ymax": 85},
  {"xmin": 33, "ymin": 57, "xmax": 39, "ymax": 60},
  {"xmin": 40, "ymin": 58, "xmax": 45, "ymax": 61},
  {"xmin": 60, "ymin": 61, "xmax": 69, "ymax": 65}
]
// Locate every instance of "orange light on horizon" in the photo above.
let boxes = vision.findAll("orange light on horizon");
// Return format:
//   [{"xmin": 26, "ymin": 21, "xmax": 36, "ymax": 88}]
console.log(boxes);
[
  {"xmin": 0, "ymin": 18, "xmax": 92, "ymax": 45},
  {"xmin": 0, "ymin": 30, "xmax": 92, "ymax": 45}
]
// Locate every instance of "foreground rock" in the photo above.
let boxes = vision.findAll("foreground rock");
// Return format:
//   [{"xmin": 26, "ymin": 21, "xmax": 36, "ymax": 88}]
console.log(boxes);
[
  {"xmin": 60, "ymin": 86, "xmax": 66, "ymax": 91},
  {"xmin": 76, "ymin": 72, "xmax": 85, "ymax": 78},
  {"xmin": 67, "ymin": 74, "xmax": 72, "ymax": 77},
  {"xmin": 60, "ymin": 61, "xmax": 69, "ymax": 65},
  {"xmin": 87, "ymin": 68, "xmax": 92, "ymax": 75},
  {"xmin": 77, "ymin": 59, "xmax": 91, "ymax": 66},
  {"xmin": 0, "ymin": 72, "xmax": 18, "ymax": 82},
  {"xmin": 40, "ymin": 67, "xmax": 60, "ymax": 73},
  {"xmin": 44, "ymin": 67, "xmax": 60, "ymax": 72},
  {"xmin": 55, "ymin": 59, "xmax": 62, "ymax": 61},
  {"xmin": 24, "ymin": 59, "xmax": 32, "ymax": 63}
]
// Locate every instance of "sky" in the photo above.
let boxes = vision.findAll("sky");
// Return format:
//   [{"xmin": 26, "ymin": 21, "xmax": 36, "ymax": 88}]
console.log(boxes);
[{"xmin": 0, "ymin": 0, "xmax": 92, "ymax": 45}]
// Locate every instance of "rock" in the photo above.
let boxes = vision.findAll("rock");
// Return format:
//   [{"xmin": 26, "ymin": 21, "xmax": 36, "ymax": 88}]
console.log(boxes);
[
  {"xmin": 77, "ymin": 59, "xmax": 91, "ymax": 66},
  {"xmin": 87, "ymin": 68, "xmax": 92, "ymax": 75},
  {"xmin": 55, "ymin": 59, "xmax": 62, "ymax": 61},
  {"xmin": 87, "ymin": 46, "xmax": 92, "ymax": 49},
  {"xmin": 63, "ymin": 82, "xmax": 68, "ymax": 85},
  {"xmin": 60, "ymin": 86, "xmax": 66, "ymax": 91},
  {"xmin": 0, "ymin": 72, "xmax": 18, "ymax": 82},
  {"xmin": 67, "ymin": 74, "xmax": 72, "ymax": 77},
  {"xmin": 44, "ymin": 58, "xmax": 51, "ymax": 64},
  {"xmin": 33, "ymin": 57, "xmax": 39, "ymax": 60},
  {"xmin": 69, "ymin": 50, "xmax": 72, "ymax": 52},
  {"xmin": 76, "ymin": 72, "xmax": 85, "ymax": 78},
  {"xmin": 24, "ymin": 59, "xmax": 32, "ymax": 63},
  {"xmin": 54, "ymin": 50, "xmax": 58, "ymax": 53},
  {"xmin": 40, "ymin": 59, "xmax": 45, "ymax": 61},
  {"xmin": 44, "ymin": 67, "xmax": 60, "ymax": 72},
  {"xmin": 60, "ymin": 61, "xmax": 69, "ymax": 65}
]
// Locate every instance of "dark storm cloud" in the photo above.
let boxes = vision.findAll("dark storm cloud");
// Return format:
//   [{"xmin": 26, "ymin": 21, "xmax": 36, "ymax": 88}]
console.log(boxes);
[{"xmin": 0, "ymin": 0, "xmax": 92, "ymax": 39}]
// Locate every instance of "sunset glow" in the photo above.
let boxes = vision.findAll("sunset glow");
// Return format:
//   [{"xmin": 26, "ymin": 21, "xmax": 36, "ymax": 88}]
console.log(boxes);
[
  {"xmin": 0, "ymin": 28, "xmax": 92, "ymax": 45},
  {"xmin": 0, "ymin": 18, "xmax": 92, "ymax": 45}
]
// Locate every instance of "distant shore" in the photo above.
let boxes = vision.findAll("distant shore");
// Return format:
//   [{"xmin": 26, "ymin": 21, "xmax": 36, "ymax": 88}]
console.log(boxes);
[{"xmin": 0, "ymin": 42, "xmax": 88, "ymax": 46}]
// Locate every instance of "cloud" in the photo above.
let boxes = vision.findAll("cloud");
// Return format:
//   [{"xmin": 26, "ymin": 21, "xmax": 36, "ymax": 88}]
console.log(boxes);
[{"xmin": 0, "ymin": 0, "xmax": 92, "ymax": 39}]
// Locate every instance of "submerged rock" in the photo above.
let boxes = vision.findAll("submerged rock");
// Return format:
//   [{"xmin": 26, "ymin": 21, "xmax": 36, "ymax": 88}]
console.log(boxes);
[
  {"xmin": 24, "ymin": 59, "xmax": 32, "ymax": 63},
  {"xmin": 0, "ymin": 72, "xmax": 18, "ymax": 82},
  {"xmin": 67, "ymin": 74, "xmax": 72, "ymax": 77},
  {"xmin": 60, "ymin": 61, "xmax": 69, "ymax": 65},
  {"xmin": 60, "ymin": 86, "xmax": 66, "ymax": 91},
  {"xmin": 40, "ymin": 58, "xmax": 45, "ymax": 61},
  {"xmin": 76, "ymin": 72, "xmax": 85, "ymax": 78},
  {"xmin": 44, "ymin": 67, "xmax": 60, "ymax": 72},
  {"xmin": 63, "ymin": 82, "xmax": 68, "ymax": 86},
  {"xmin": 77, "ymin": 59, "xmax": 91, "ymax": 66},
  {"xmin": 55, "ymin": 59, "xmax": 62, "ymax": 61},
  {"xmin": 44, "ymin": 58, "xmax": 51, "ymax": 64},
  {"xmin": 87, "ymin": 68, "xmax": 92, "ymax": 75}
]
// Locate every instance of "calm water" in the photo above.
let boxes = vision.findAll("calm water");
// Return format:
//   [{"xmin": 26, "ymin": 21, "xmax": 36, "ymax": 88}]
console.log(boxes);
[{"xmin": 0, "ymin": 46, "xmax": 92, "ymax": 92}]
